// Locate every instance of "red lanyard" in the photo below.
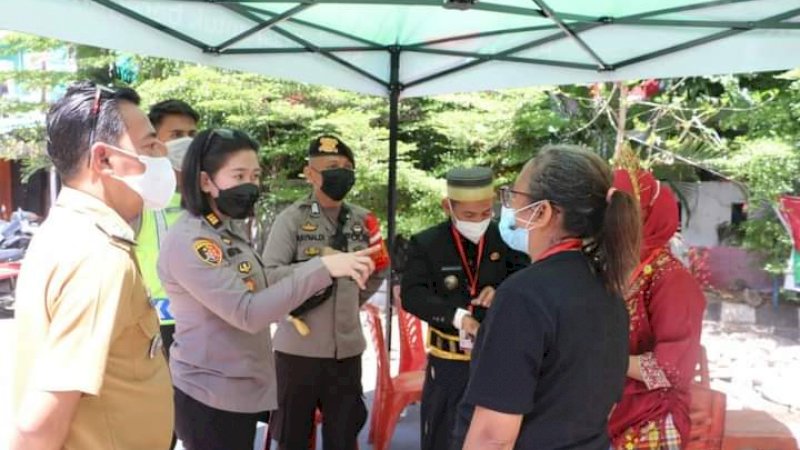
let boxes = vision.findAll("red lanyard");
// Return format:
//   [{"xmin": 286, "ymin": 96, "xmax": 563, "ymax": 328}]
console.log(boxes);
[
  {"xmin": 450, "ymin": 225, "xmax": 486, "ymax": 298},
  {"xmin": 535, "ymin": 238, "xmax": 583, "ymax": 261},
  {"xmin": 628, "ymin": 247, "xmax": 665, "ymax": 284}
]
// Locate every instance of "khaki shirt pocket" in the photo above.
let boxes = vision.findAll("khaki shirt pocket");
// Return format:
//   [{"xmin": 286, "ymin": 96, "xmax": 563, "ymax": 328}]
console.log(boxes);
[{"xmin": 295, "ymin": 238, "xmax": 325, "ymax": 262}]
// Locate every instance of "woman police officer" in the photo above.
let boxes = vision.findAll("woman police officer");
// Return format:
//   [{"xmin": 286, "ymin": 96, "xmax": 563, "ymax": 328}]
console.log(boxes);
[{"xmin": 157, "ymin": 129, "xmax": 376, "ymax": 450}]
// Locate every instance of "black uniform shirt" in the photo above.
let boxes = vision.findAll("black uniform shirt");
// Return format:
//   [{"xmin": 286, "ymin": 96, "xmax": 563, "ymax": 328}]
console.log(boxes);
[
  {"xmin": 452, "ymin": 251, "xmax": 630, "ymax": 450},
  {"xmin": 401, "ymin": 220, "xmax": 529, "ymax": 334}
]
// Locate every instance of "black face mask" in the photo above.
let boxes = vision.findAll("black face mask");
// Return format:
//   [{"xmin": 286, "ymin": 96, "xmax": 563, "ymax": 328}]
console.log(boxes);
[
  {"xmin": 215, "ymin": 183, "xmax": 260, "ymax": 219},
  {"xmin": 320, "ymin": 168, "xmax": 356, "ymax": 201}
]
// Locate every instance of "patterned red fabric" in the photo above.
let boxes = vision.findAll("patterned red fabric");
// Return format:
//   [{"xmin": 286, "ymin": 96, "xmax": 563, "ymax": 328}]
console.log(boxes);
[
  {"xmin": 609, "ymin": 170, "xmax": 706, "ymax": 450},
  {"xmin": 617, "ymin": 414, "xmax": 682, "ymax": 450}
]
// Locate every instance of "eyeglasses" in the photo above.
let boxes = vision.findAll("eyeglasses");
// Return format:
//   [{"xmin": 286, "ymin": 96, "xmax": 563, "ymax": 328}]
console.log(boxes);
[{"xmin": 499, "ymin": 185, "xmax": 536, "ymax": 209}]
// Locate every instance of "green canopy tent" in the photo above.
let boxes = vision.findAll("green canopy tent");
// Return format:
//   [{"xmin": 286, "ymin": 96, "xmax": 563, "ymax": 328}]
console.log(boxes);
[{"xmin": 3, "ymin": 0, "xmax": 800, "ymax": 345}]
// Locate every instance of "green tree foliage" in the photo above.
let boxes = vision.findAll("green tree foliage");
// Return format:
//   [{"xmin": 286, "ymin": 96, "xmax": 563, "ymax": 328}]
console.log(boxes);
[
  {"xmin": 3, "ymin": 32, "xmax": 800, "ymax": 260},
  {"xmin": 710, "ymin": 139, "xmax": 800, "ymax": 274},
  {"xmin": 0, "ymin": 34, "xmax": 119, "ymax": 178}
]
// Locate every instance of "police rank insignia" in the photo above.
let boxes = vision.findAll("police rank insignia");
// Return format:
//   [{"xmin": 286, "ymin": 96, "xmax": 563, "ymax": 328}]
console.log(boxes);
[
  {"xmin": 302, "ymin": 222, "xmax": 318, "ymax": 232},
  {"xmin": 305, "ymin": 247, "xmax": 321, "ymax": 257},
  {"xmin": 204, "ymin": 213, "xmax": 222, "ymax": 229},
  {"xmin": 319, "ymin": 137, "xmax": 339, "ymax": 153},
  {"xmin": 221, "ymin": 236, "xmax": 233, "ymax": 245},
  {"xmin": 352, "ymin": 224, "xmax": 363, "ymax": 234},
  {"xmin": 238, "ymin": 261, "xmax": 252, "ymax": 274},
  {"xmin": 193, "ymin": 239, "xmax": 223, "ymax": 266},
  {"xmin": 444, "ymin": 275, "xmax": 459, "ymax": 291},
  {"xmin": 490, "ymin": 251, "xmax": 501, "ymax": 261}
]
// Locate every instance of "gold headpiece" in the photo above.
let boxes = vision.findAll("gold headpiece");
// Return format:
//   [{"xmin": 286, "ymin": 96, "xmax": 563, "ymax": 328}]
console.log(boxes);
[{"xmin": 613, "ymin": 142, "xmax": 641, "ymax": 201}]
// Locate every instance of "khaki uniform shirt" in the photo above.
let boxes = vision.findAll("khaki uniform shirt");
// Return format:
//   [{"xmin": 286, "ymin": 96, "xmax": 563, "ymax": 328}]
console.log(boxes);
[
  {"xmin": 13, "ymin": 187, "xmax": 173, "ymax": 450},
  {"xmin": 262, "ymin": 194, "xmax": 387, "ymax": 360},
  {"xmin": 158, "ymin": 211, "xmax": 332, "ymax": 413}
]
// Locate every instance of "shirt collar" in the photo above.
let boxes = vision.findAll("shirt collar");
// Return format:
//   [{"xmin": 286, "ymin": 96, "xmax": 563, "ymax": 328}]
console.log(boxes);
[{"xmin": 55, "ymin": 187, "xmax": 136, "ymax": 243}]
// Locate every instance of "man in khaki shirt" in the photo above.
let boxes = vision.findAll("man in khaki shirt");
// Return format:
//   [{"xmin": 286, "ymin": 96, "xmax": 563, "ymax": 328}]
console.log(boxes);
[{"xmin": 11, "ymin": 81, "xmax": 174, "ymax": 450}]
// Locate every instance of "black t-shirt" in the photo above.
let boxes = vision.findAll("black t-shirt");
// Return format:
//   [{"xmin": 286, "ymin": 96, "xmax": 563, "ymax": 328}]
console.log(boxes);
[{"xmin": 452, "ymin": 251, "xmax": 629, "ymax": 450}]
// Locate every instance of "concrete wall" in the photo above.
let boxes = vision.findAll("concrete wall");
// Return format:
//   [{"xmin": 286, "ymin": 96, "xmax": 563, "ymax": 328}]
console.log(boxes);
[
  {"xmin": 705, "ymin": 246, "xmax": 773, "ymax": 291},
  {"xmin": 675, "ymin": 181, "xmax": 747, "ymax": 247}
]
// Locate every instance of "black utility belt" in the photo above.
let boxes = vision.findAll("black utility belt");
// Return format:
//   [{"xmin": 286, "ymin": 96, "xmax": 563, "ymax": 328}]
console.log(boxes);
[{"xmin": 427, "ymin": 328, "xmax": 471, "ymax": 361}]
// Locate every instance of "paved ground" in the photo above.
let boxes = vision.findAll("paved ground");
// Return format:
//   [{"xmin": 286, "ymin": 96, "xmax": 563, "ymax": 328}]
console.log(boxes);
[{"xmin": 3, "ymin": 311, "xmax": 799, "ymax": 449}]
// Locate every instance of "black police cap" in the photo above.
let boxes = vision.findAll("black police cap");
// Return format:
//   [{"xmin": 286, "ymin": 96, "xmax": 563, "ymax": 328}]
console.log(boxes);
[{"xmin": 308, "ymin": 135, "xmax": 355, "ymax": 167}]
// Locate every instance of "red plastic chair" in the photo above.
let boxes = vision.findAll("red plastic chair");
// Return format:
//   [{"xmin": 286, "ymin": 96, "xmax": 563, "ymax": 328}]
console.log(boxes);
[
  {"xmin": 365, "ymin": 305, "xmax": 424, "ymax": 450},
  {"xmin": 686, "ymin": 385, "xmax": 726, "ymax": 450},
  {"xmin": 393, "ymin": 286, "xmax": 427, "ymax": 374},
  {"xmin": 722, "ymin": 410, "xmax": 798, "ymax": 450}
]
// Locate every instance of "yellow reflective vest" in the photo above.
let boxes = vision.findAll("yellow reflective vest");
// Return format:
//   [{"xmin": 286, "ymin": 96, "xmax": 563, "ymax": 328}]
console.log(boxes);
[{"xmin": 136, "ymin": 193, "xmax": 182, "ymax": 325}]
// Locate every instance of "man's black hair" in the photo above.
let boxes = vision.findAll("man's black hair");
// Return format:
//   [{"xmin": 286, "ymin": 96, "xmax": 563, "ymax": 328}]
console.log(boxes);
[
  {"xmin": 46, "ymin": 80, "xmax": 141, "ymax": 180},
  {"xmin": 148, "ymin": 99, "xmax": 200, "ymax": 129}
]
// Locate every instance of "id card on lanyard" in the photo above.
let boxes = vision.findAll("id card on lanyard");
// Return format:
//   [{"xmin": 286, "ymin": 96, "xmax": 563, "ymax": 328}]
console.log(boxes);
[{"xmin": 451, "ymin": 225, "xmax": 485, "ymax": 352}]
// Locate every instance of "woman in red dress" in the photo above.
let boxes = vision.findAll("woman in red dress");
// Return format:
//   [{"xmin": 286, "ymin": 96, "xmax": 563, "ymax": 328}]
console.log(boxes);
[{"xmin": 608, "ymin": 168, "xmax": 706, "ymax": 450}]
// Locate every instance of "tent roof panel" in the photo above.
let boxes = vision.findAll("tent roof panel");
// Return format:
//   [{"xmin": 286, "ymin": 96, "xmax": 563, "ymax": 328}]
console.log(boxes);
[{"xmin": 1, "ymin": 0, "xmax": 798, "ymax": 97}]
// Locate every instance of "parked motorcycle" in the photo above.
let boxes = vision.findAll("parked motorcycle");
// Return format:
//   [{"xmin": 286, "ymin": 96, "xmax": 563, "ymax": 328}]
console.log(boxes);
[{"xmin": 0, "ymin": 208, "xmax": 39, "ymax": 314}]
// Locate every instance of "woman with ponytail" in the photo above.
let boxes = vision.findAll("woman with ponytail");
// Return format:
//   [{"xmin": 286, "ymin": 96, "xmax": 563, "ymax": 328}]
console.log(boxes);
[
  {"xmin": 453, "ymin": 145, "xmax": 641, "ymax": 450},
  {"xmin": 608, "ymin": 169, "xmax": 706, "ymax": 450}
]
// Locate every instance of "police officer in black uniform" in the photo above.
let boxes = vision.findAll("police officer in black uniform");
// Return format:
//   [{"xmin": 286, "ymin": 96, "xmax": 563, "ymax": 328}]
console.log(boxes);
[{"xmin": 401, "ymin": 167, "xmax": 529, "ymax": 450}]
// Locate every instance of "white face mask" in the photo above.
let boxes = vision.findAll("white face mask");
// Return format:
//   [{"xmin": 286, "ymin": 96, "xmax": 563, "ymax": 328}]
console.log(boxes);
[
  {"xmin": 455, "ymin": 218, "xmax": 491, "ymax": 244},
  {"xmin": 166, "ymin": 136, "xmax": 193, "ymax": 172},
  {"xmin": 105, "ymin": 144, "xmax": 177, "ymax": 211},
  {"xmin": 449, "ymin": 200, "xmax": 492, "ymax": 244}
]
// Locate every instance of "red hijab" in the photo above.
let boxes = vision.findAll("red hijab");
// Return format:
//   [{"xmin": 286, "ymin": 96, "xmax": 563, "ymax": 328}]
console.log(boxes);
[{"xmin": 612, "ymin": 169, "xmax": 679, "ymax": 259}]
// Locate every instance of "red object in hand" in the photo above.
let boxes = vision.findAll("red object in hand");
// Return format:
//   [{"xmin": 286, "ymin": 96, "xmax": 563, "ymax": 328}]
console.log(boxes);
[{"xmin": 364, "ymin": 213, "xmax": 390, "ymax": 272}]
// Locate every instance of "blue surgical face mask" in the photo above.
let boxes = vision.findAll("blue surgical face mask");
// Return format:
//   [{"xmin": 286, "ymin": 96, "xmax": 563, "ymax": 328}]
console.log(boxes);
[
  {"xmin": 499, "ymin": 206, "xmax": 529, "ymax": 254},
  {"xmin": 499, "ymin": 202, "xmax": 545, "ymax": 254}
]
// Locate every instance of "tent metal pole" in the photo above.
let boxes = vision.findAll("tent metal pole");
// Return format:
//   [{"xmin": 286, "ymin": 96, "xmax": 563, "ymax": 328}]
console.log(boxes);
[
  {"xmin": 531, "ymin": 0, "xmax": 609, "ymax": 70},
  {"xmin": 212, "ymin": 3, "xmax": 312, "ymax": 52},
  {"xmin": 91, "ymin": 0, "xmax": 210, "ymax": 49},
  {"xmin": 385, "ymin": 45, "xmax": 401, "ymax": 351}
]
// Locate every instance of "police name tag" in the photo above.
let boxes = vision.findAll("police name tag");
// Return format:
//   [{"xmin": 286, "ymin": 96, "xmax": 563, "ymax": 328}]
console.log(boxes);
[{"xmin": 459, "ymin": 330, "xmax": 474, "ymax": 352}]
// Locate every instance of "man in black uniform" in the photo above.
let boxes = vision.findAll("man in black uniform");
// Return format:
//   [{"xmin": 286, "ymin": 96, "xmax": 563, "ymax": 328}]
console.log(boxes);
[{"xmin": 401, "ymin": 167, "xmax": 529, "ymax": 450}]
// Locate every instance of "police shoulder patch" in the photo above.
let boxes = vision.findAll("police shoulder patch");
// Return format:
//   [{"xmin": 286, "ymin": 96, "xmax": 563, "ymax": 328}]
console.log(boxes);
[{"xmin": 193, "ymin": 238, "xmax": 223, "ymax": 266}]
